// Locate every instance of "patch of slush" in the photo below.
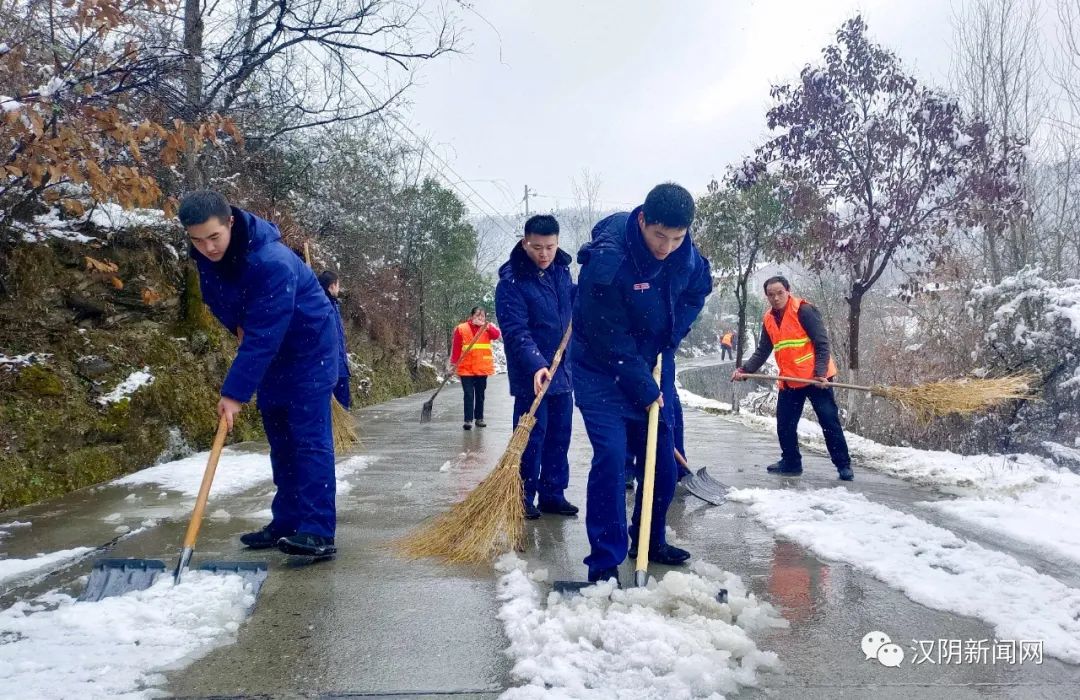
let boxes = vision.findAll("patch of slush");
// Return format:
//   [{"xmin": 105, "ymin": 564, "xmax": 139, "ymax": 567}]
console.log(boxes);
[
  {"xmin": 728, "ymin": 487, "xmax": 1080, "ymax": 663},
  {"xmin": 0, "ymin": 548, "xmax": 95, "ymax": 587},
  {"xmin": 115, "ymin": 451, "xmax": 272, "ymax": 498},
  {"xmin": 495, "ymin": 553, "xmax": 785, "ymax": 698},
  {"xmin": 337, "ymin": 455, "xmax": 375, "ymax": 474},
  {"xmin": 0, "ymin": 570, "xmax": 254, "ymax": 698}
]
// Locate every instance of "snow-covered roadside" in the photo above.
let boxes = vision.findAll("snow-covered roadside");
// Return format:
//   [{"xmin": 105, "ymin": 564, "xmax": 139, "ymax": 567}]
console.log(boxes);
[
  {"xmin": 680, "ymin": 382, "xmax": 1080, "ymax": 569},
  {"xmin": 0, "ymin": 571, "xmax": 255, "ymax": 699},
  {"xmin": 115, "ymin": 450, "xmax": 273, "ymax": 498},
  {"xmin": 0, "ymin": 548, "xmax": 94, "ymax": 588},
  {"xmin": 726, "ymin": 487, "xmax": 1080, "ymax": 663},
  {"xmin": 495, "ymin": 554, "xmax": 786, "ymax": 698}
]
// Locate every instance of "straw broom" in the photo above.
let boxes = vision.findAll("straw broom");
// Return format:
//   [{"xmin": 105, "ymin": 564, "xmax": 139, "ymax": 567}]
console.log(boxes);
[
  {"xmin": 740, "ymin": 373, "xmax": 1037, "ymax": 419},
  {"xmin": 397, "ymin": 322, "xmax": 574, "ymax": 563},
  {"xmin": 302, "ymin": 240, "xmax": 359, "ymax": 452}
]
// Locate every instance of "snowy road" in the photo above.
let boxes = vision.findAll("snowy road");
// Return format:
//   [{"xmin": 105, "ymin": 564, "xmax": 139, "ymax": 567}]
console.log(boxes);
[{"xmin": 1, "ymin": 359, "xmax": 1079, "ymax": 698}]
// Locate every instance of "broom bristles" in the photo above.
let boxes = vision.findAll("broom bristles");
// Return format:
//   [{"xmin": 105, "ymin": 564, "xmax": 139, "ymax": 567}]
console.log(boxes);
[
  {"xmin": 396, "ymin": 416, "xmax": 535, "ymax": 563},
  {"xmin": 875, "ymin": 374, "xmax": 1037, "ymax": 419},
  {"xmin": 332, "ymin": 398, "xmax": 360, "ymax": 452}
]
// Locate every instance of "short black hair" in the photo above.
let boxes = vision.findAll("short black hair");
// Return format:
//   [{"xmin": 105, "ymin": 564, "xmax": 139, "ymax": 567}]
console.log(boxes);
[
  {"xmin": 763, "ymin": 275, "xmax": 791, "ymax": 292},
  {"xmin": 469, "ymin": 305, "xmax": 485, "ymax": 316},
  {"xmin": 178, "ymin": 190, "xmax": 231, "ymax": 227},
  {"xmin": 524, "ymin": 214, "xmax": 559, "ymax": 236},
  {"xmin": 317, "ymin": 270, "xmax": 339, "ymax": 291},
  {"xmin": 642, "ymin": 183, "xmax": 695, "ymax": 229}
]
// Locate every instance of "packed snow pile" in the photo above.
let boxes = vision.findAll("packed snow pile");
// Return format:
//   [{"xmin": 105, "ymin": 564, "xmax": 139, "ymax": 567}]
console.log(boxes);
[
  {"xmin": 495, "ymin": 553, "xmax": 786, "ymax": 698},
  {"xmin": 0, "ymin": 548, "xmax": 94, "ymax": 587},
  {"xmin": 728, "ymin": 487, "xmax": 1080, "ymax": 663},
  {"xmin": 0, "ymin": 571, "xmax": 255, "ymax": 698},
  {"xmin": 116, "ymin": 450, "xmax": 272, "ymax": 498}
]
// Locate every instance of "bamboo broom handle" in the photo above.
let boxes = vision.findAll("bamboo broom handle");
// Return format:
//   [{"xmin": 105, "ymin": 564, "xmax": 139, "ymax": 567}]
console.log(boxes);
[
  {"xmin": 429, "ymin": 322, "xmax": 491, "ymax": 397},
  {"xmin": 739, "ymin": 372, "xmax": 878, "ymax": 393},
  {"xmin": 522, "ymin": 322, "xmax": 573, "ymax": 419},
  {"xmin": 181, "ymin": 415, "xmax": 230, "ymax": 549},
  {"xmin": 635, "ymin": 356, "xmax": 663, "ymax": 586}
]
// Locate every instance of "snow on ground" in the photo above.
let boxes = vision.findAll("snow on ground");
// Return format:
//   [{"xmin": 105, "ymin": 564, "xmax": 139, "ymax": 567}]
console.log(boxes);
[
  {"xmin": 921, "ymin": 475, "xmax": 1080, "ymax": 568},
  {"xmin": 0, "ymin": 353, "xmax": 51, "ymax": 371},
  {"xmin": 97, "ymin": 368, "xmax": 154, "ymax": 405},
  {"xmin": 85, "ymin": 203, "xmax": 171, "ymax": 231},
  {"xmin": 679, "ymin": 385, "xmax": 1062, "ymax": 497},
  {"xmin": 727, "ymin": 487, "xmax": 1080, "ymax": 663},
  {"xmin": 495, "ymin": 553, "xmax": 786, "ymax": 699},
  {"xmin": 115, "ymin": 450, "xmax": 272, "ymax": 498},
  {"xmin": 0, "ymin": 571, "xmax": 254, "ymax": 699},
  {"xmin": 676, "ymin": 379, "xmax": 732, "ymax": 412},
  {"xmin": 0, "ymin": 548, "xmax": 94, "ymax": 587},
  {"xmin": 338, "ymin": 455, "xmax": 375, "ymax": 475}
]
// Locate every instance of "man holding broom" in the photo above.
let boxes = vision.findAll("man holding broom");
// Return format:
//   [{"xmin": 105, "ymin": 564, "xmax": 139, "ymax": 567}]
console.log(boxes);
[
  {"xmin": 732, "ymin": 275, "xmax": 854, "ymax": 481},
  {"xmin": 181, "ymin": 190, "xmax": 339, "ymax": 558},
  {"xmin": 573, "ymin": 183, "xmax": 712, "ymax": 585},
  {"xmin": 495, "ymin": 214, "xmax": 577, "ymax": 521}
]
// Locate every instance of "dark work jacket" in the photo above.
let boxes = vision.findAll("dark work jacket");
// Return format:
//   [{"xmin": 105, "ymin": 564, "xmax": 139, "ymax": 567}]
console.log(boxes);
[
  {"xmin": 571, "ymin": 207, "xmax": 712, "ymax": 421},
  {"xmin": 193, "ymin": 207, "xmax": 337, "ymax": 404},
  {"xmin": 327, "ymin": 295, "xmax": 351, "ymax": 380},
  {"xmin": 495, "ymin": 244, "xmax": 575, "ymax": 397}
]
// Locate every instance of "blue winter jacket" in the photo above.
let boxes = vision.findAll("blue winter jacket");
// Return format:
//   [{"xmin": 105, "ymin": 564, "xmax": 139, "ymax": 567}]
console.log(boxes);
[
  {"xmin": 495, "ymin": 243, "xmax": 575, "ymax": 397},
  {"xmin": 193, "ymin": 207, "xmax": 338, "ymax": 404},
  {"xmin": 571, "ymin": 207, "xmax": 712, "ymax": 421},
  {"xmin": 327, "ymin": 295, "xmax": 351, "ymax": 380}
]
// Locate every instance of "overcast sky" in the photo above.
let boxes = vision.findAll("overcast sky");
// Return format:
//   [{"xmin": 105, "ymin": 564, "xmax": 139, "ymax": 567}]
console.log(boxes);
[{"xmin": 401, "ymin": 0, "xmax": 960, "ymax": 219}]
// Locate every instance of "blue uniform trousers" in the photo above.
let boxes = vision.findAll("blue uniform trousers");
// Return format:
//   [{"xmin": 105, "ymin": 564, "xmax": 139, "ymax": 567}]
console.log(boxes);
[
  {"xmin": 580, "ymin": 406, "xmax": 678, "ymax": 575},
  {"xmin": 259, "ymin": 388, "xmax": 337, "ymax": 540},
  {"xmin": 513, "ymin": 391, "xmax": 573, "ymax": 505}
]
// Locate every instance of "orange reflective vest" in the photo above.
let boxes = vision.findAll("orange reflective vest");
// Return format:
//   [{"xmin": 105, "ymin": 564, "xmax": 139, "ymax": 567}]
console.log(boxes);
[
  {"xmin": 454, "ymin": 322, "xmax": 496, "ymax": 377},
  {"xmin": 763, "ymin": 295, "xmax": 837, "ymax": 389},
  {"xmin": 721, "ymin": 332, "xmax": 734, "ymax": 346}
]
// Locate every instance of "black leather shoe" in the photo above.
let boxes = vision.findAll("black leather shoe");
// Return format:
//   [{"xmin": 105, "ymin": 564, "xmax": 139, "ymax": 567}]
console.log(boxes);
[
  {"xmin": 278, "ymin": 532, "xmax": 336, "ymax": 557},
  {"xmin": 475, "ymin": 420, "xmax": 487, "ymax": 428},
  {"xmin": 524, "ymin": 501, "xmax": 541, "ymax": 520},
  {"xmin": 838, "ymin": 466, "xmax": 854, "ymax": 481},
  {"xmin": 240, "ymin": 526, "xmax": 283, "ymax": 550},
  {"xmin": 463, "ymin": 422, "xmax": 472, "ymax": 430},
  {"xmin": 588, "ymin": 567, "xmax": 621, "ymax": 585},
  {"xmin": 766, "ymin": 460, "xmax": 803, "ymax": 475},
  {"xmin": 628, "ymin": 542, "xmax": 691, "ymax": 566},
  {"xmin": 538, "ymin": 497, "xmax": 579, "ymax": 516}
]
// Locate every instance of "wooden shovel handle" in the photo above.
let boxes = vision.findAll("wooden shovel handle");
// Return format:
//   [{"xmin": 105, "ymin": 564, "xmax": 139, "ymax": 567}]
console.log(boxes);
[
  {"xmin": 635, "ymin": 356, "xmax": 663, "ymax": 580},
  {"xmin": 181, "ymin": 414, "xmax": 230, "ymax": 549}
]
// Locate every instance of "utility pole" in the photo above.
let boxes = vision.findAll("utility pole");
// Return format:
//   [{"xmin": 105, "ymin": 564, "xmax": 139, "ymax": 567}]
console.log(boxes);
[{"xmin": 523, "ymin": 185, "xmax": 537, "ymax": 217}]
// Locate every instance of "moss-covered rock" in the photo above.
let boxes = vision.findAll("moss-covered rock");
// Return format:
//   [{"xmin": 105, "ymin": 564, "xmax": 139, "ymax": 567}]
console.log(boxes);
[
  {"xmin": 15, "ymin": 365, "xmax": 65, "ymax": 397},
  {"xmin": 1, "ymin": 230, "xmax": 430, "ymax": 511}
]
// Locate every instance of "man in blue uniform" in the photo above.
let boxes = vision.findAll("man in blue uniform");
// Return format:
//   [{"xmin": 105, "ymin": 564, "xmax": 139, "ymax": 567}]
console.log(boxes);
[
  {"xmin": 181, "ymin": 191, "xmax": 339, "ymax": 557},
  {"xmin": 573, "ymin": 183, "xmax": 712, "ymax": 584},
  {"xmin": 495, "ymin": 214, "xmax": 577, "ymax": 520},
  {"xmin": 317, "ymin": 270, "xmax": 352, "ymax": 410}
]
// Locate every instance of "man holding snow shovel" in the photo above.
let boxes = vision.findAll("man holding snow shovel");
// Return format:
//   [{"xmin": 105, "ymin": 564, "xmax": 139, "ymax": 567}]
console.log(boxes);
[
  {"xmin": 495, "ymin": 214, "xmax": 577, "ymax": 521},
  {"xmin": 573, "ymin": 183, "xmax": 712, "ymax": 585},
  {"xmin": 732, "ymin": 275, "xmax": 854, "ymax": 481},
  {"xmin": 181, "ymin": 190, "xmax": 339, "ymax": 558}
]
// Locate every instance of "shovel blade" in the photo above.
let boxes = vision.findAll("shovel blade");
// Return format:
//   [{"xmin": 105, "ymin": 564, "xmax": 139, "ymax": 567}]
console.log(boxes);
[
  {"xmin": 197, "ymin": 560, "xmax": 269, "ymax": 599},
  {"xmin": 683, "ymin": 467, "xmax": 728, "ymax": 506},
  {"xmin": 79, "ymin": 558, "xmax": 166, "ymax": 602},
  {"xmin": 420, "ymin": 400, "xmax": 434, "ymax": 423},
  {"xmin": 551, "ymin": 580, "xmax": 595, "ymax": 595}
]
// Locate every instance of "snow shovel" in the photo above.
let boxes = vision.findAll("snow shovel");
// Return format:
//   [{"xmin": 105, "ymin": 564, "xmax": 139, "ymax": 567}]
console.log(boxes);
[
  {"xmin": 553, "ymin": 357, "xmax": 663, "ymax": 595},
  {"xmin": 420, "ymin": 322, "xmax": 490, "ymax": 423},
  {"xmin": 80, "ymin": 415, "xmax": 268, "ymax": 602},
  {"xmin": 676, "ymin": 449, "xmax": 727, "ymax": 506}
]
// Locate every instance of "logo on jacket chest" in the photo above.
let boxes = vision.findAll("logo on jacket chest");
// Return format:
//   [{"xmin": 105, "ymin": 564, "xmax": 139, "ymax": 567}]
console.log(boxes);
[{"xmin": 633, "ymin": 282, "xmax": 651, "ymax": 291}]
